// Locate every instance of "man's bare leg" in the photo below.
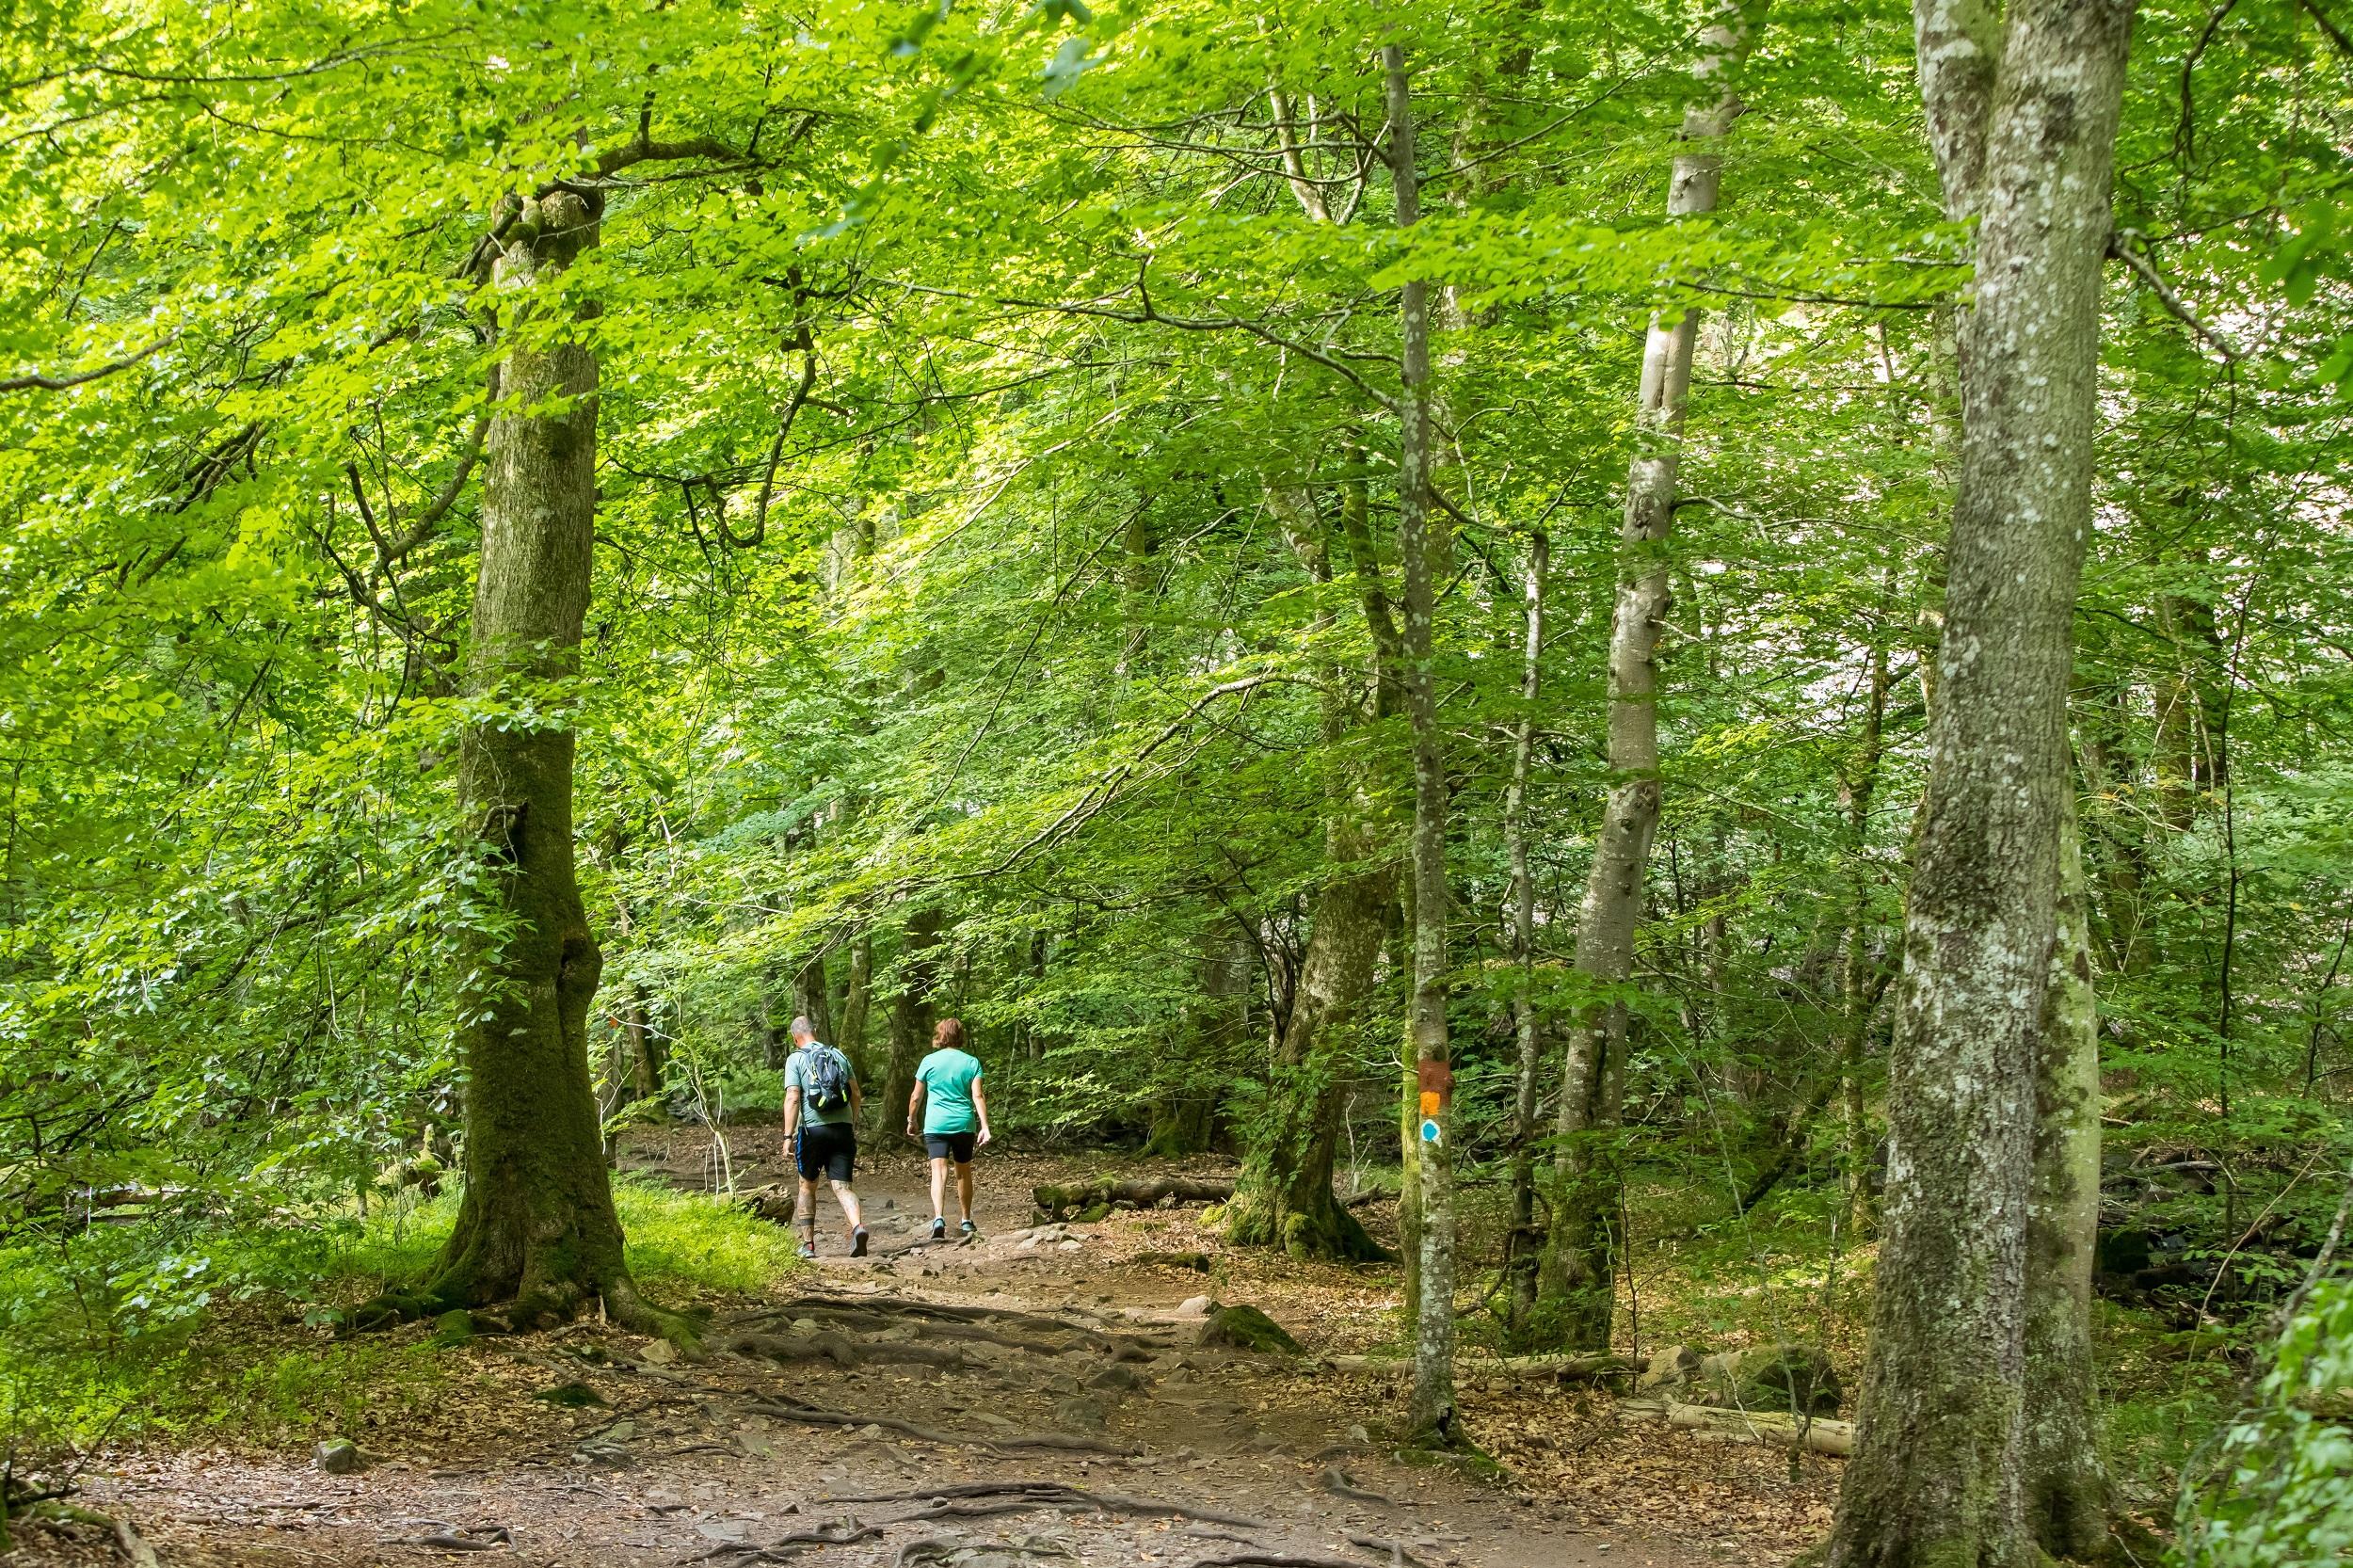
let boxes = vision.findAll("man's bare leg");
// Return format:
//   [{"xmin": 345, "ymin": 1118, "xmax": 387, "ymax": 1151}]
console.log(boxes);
[{"xmin": 830, "ymin": 1178, "xmax": 863, "ymax": 1235}]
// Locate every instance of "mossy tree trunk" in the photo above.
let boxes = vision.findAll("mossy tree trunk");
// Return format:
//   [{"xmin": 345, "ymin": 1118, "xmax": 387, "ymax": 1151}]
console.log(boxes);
[
  {"xmin": 423, "ymin": 190, "xmax": 665, "ymax": 1333},
  {"xmin": 2023, "ymin": 801, "xmax": 2110, "ymax": 1558},
  {"xmin": 1536, "ymin": 2, "xmax": 1757, "ymax": 1353},
  {"xmin": 1225, "ymin": 482, "xmax": 1389, "ymax": 1263},
  {"xmin": 1824, "ymin": 0, "xmax": 2132, "ymax": 1560},
  {"xmin": 1224, "ymin": 847, "xmax": 1391, "ymax": 1260}
]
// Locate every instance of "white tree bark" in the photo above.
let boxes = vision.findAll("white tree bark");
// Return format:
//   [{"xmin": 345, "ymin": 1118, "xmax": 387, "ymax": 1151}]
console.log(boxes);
[
  {"xmin": 1538, "ymin": 0, "xmax": 1762, "ymax": 1349},
  {"xmin": 1826, "ymin": 0, "xmax": 2135, "ymax": 1561}
]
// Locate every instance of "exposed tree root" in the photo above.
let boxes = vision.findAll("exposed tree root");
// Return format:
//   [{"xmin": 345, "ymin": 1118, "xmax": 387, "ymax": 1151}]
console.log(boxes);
[
  {"xmin": 718, "ymin": 1330, "xmax": 969, "ymax": 1371},
  {"xmin": 379, "ymin": 1525, "xmax": 513, "ymax": 1551},
  {"xmin": 1345, "ymin": 1536, "xmax": 1433, "ymax": 1568},
  {"xmin": 825, "ymin": 1480, "xmax": 1270, "ymax": 1530},
  {"xmin": 738, "ymin": 1292, "xmax": 1165, "ymax": 1354},
  {"xmin": 344, "ymin": 1270, "xmax": 700, "ymax": 1352},
  {"xmin": 694, "ymin": 1521, "xmax": 886, "ymax": 1562},
  {"xmin": 1176, "ymin": 1544, "xmax": 1374, "ymax": 1553},
  {"xmin": 1320, "ymin": 1466, "xmax": 1396, "ymax": 1506},
  {"xmin": 744, "ymin": 1399, "xmax": 1140, "ymax": 1457}
]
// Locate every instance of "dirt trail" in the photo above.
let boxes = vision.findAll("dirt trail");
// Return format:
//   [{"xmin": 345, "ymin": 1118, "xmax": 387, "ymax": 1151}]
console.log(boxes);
[{"xmin": 32, "ymin": 1140, "xmax": 1740, "ymax": 1568}]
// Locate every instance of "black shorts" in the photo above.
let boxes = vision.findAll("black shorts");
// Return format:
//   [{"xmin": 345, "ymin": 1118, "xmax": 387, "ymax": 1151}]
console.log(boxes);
[
  {"xmin": 794, "ymin": 1122, "xmax": 856, "ymax": 1182},
  {"xmin": 923, "ymin": 1130, "xmax": 977, "ymax": 1163}
]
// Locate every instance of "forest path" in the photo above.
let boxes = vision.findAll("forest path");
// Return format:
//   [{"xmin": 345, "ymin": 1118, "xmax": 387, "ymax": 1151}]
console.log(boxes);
[{"xmin": 51, "ymin": 1141, "xmax": 1735, "ymax": 1568}]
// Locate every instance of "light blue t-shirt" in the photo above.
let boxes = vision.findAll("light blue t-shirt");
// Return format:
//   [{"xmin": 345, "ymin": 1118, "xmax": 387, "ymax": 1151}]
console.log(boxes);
[
  {"xmin": 914, "ymin": 1048, "xmax": 984, "ymax": 1135},
  {"xmin": 786, "ymin": 1043, "xmax": 856, "ymax": 1126}
]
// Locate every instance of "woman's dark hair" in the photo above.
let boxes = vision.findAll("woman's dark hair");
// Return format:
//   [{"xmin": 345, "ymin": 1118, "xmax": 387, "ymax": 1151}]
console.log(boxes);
[{"xmin": 933, "ymin": 1017, "xmax": 967, "ymax": 1052}]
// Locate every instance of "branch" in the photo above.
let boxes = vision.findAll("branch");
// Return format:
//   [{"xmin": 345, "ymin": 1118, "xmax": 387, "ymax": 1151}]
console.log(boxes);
[
  {"xmin": 726, "ymin": 323, "xmax": 821, "ymax": 551},
  {"xmin": 958, "ymin": 675, "xmax": 1286, "ymax": 879},
  {"xmin": 875, "ymin": 272, "xmax": 1401, "ymax": 412},
  {"xmin": 0, "ymin": 334, "xmax": 173, "ymax": 394},
  {"xmin": 2109, "ymin": 228, "xmax": 2244, "ymax": 362}
]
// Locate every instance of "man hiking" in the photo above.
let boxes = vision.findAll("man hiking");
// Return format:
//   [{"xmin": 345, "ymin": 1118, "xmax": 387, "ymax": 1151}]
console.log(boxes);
[
  {"xmin": 907, "ymin": 1017, "xmax": 990, "ymax": 1241},
  {"xmin": 781, "ymin": 1016, "xmax": 867, "ymax": 1259}
]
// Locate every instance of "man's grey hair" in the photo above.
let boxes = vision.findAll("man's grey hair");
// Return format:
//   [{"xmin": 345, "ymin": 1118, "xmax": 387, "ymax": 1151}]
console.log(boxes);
[{"xmin": 789, "ymin": 1016, "xmax": 816, "ymax": 1039}]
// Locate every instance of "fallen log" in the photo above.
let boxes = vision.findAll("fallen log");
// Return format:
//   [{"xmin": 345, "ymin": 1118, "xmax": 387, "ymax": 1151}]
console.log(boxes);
[
  {"xmin": 1322, "ymin": 1352, "xmax": 1632, "ymax": 1382},
  {"xmin": 1614, "ymin": 1398, "xmax": 1852, "ymax": 1457},
  {"xmin": 1032, "ymin": 1176, "xmax": 1236, "ymax": 1221}
]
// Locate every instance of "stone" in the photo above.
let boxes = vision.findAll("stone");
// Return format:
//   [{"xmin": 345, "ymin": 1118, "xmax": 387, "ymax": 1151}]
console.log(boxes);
[
  {"xmin": 1636, "ymin": 1344, "xmax": 1703, "ymax": 1396},
  {"xmin": 1055, "ymin": 1395, "xmax": 1108, "ymax": 1432},
  {"xmin": 1176, "ymin": 1294, "xmax": 1216, "ymax": 1319},
  {"xmin": 639, "ymin": 1338, "xmax": 679, "ymax": 1367},
  {"xmin": 312, "ymin": 1438, "xmax": 360, "ymax": 1474},
  {"xmin": 1086, "ymin": 1363, "xmax": 1144, "ymax": 1392},
  {"xmin": 430, "ymin": 1309, "xmax": 474, "ymax": 1348},
  {"xmin": 1196, "ymin": 1304, "xmax": 1302, "ymax": 1355},
  {"xmin": 1344, "ymin": 1422, "xmax": 1372, "ymax": 1447}
]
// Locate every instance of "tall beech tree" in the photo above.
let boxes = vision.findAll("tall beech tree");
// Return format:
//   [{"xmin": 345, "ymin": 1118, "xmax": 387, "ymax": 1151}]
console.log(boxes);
[
  {"xmin": 415, "ymin": 187, "xmax": 649, "ymax": 1326},
  {"xmin": 1826, "ymin": 0, "xmax": 2136, "ymax": 1560},
  {"xmin": 1538, "ymin": 0, "xmax": 1764, "ymax": 1349}
]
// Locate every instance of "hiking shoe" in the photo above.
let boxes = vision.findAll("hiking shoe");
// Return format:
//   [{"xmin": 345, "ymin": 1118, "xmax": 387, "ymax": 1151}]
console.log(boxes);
[
  {"xmin": 959, "ymin": 1220, "xmax": 978, "ymax": 1240},
  {"xmin": 851, "ymin": 1226, "xmax": 869, "ymax": 1257},
  {"xmin": 797, "ymin": 1240, "xmax": 816, "ymax": 1261},
  {"xmin": 930, "ymin": 1218, "xmax": 947, "ymax": 1241}
]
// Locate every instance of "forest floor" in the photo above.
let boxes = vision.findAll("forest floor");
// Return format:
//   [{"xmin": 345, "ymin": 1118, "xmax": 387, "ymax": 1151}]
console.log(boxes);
[{"xmin": 9, "ymin": 1132, "xmax": 1842, "ymax": 1568}]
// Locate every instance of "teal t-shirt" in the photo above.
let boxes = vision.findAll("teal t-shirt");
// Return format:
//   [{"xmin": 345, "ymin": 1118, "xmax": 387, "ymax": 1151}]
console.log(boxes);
[
  {"xmin": 914, "ymin": 1048, "xmax": 984, "ymax": 1134},
  {"xmin": 786, "ymin": 1044, "xmax": 856, "ymax": 1126}
]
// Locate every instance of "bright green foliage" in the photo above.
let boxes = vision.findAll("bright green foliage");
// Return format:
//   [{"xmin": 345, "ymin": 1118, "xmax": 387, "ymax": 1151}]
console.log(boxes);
[
  {"xmin": 0, "ymin": 0, "xmax": 2349, "ymax": 1521},
  {"xmin": 2179, "ymin": 1277, "xmax": 2353, "ymax": 1567},
  {"xmin": 0, "ymin": 1175, "xmax": 794, "ymax": 1449}
]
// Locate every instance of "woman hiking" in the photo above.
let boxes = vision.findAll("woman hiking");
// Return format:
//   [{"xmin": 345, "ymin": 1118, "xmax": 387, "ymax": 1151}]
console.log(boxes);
[{"xmin": 907, "ymin": 1017, "xmax": 990, "ymax": 1241}]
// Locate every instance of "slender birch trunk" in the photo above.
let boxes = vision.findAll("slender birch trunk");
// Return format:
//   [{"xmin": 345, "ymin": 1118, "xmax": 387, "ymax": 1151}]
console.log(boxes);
[
  {"xmin": 1826, "ymin": 0, "xmax": 2134, "ymax": 1560},
  {"xmin": 1504, "ymin": 530, "xmax": 1551, "ymax": 1342},
  {"xmin": 1384, "ymin": 41, "xmax": 1459, "ymax": 1445},
  {"xmin": 1840, "ymin": 633, "xmax": 1890, "ymax": 1235},
  {"xmin": 1537, "ymin": 0, "xmax": 1762, "ymax": 1349}
]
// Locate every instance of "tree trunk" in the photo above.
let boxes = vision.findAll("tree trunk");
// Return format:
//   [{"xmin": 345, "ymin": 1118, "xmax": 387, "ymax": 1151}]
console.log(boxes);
[
  {"xmin": 1825, "ymin": 0, "xmax": 2134, "ymax": 1560},
  {"xmin": 625, "ymin": 985, "xmax": 662, "ymax": 1100},
  {"xmin": 1148, "ymin": 931, "xmax": 1245, "ymax": 1159},
  {"xmin": 1505, "ymin": 530, "xmax": 1551, "ymax": 1344},
  {"xmin": 1840, "ymin": 633, "xmax": 1890, "ymax": 1235},
  {"xmin": 1225, "ymin": 483, "xmax": 1389, "ymax": 1262},
  {"xmin": 1537, "ymin": 0, "xmax": 1760, "ymax": 1350},
  {"xmin": 793, "ymin": 952, "xmax": 834, "ymax": 1046},
  {"xmin": 419, "ymin": 190, "xmax": 665, "ymax": 1334},
  {"xmin": 881, "ymin": 907, "xmax": 943, "ymax": 1129},
  {"xmin": 2023, "ymin": 799, "xmax": 2110, "ymax": 1558},
  {"xmin": 1223, "ymin": 852, "xmax": 1391, "ymax": 1260},
  {"xmin": 839, "ymin": 932, "xmax": 872, "ymax": 1085},
  {"xmin": 1385, "ymin": 44, "xmax": 1458, "ymax": 1444}
]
